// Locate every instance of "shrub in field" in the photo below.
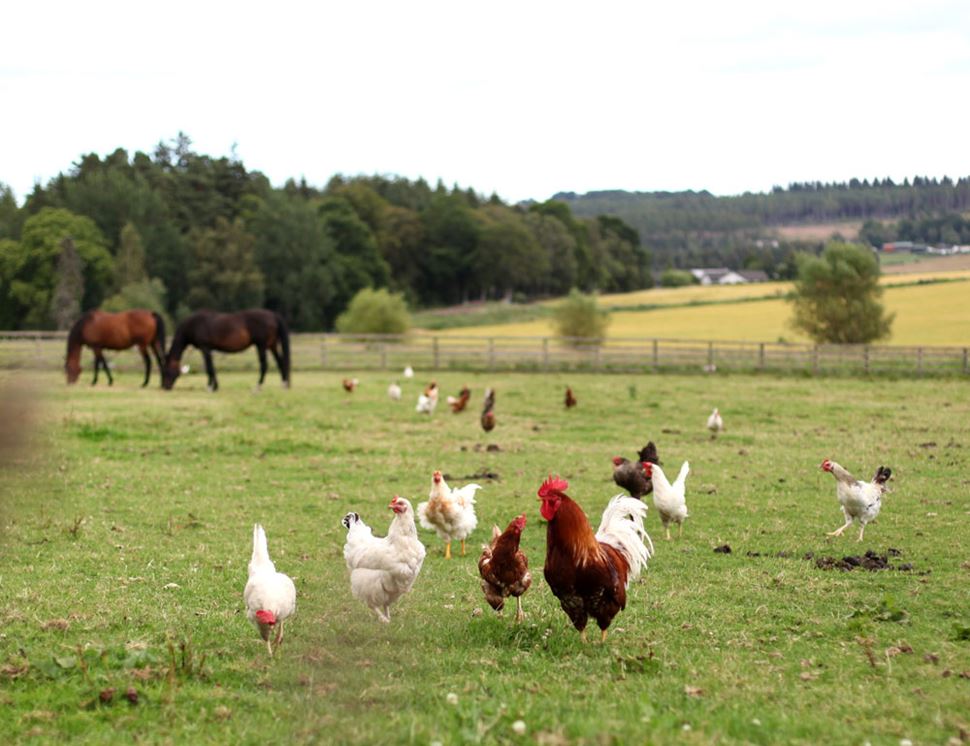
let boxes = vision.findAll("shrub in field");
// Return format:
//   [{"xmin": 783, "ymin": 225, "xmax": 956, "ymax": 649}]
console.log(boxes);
[
  {"xmin": 553, "ymin": 288, "xmax": 610, "ymax": 344},
  {"xmin": 790, "ymin": 241, "xmax": 894, "ymax": 344},
  {"xmin": 336, "ymin": 287, "xmax": 411, "ymax": 335},
  {"xmin": 659, "ymin": 268, "xmax": 695, "ymax": 287}
]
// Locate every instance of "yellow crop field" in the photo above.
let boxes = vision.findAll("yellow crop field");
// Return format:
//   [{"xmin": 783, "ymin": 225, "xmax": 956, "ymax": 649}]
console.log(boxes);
[{"xmin": 435, "ymin": 278, "xmax": 970, "ymax": 346}]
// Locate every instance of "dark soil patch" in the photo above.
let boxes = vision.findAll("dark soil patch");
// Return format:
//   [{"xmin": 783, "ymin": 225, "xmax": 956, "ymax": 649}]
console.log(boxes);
[
  {"xmin": 810, "ymin": 548, "xmax": 919, "ymax": 572},
  {"xmin": 713, "ymin": 544, "xmax": 732, "ymax": 554}
]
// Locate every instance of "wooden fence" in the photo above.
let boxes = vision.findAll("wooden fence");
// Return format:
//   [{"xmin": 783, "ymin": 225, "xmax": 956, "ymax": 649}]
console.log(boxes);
[{"xmin": 2, "ymin": 331, "xmax": 968, "ymax": 378}]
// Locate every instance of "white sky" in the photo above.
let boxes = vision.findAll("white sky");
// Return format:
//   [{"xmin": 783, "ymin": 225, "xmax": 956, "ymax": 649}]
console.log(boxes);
[{"xmin": 3, "ymin": 0, "xmax": 969, "ymax": 205}]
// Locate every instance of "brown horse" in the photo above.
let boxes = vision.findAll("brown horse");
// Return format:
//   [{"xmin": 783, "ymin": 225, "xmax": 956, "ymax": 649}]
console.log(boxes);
[
  {"xmin": 161, "ymin": 309, "xmax": 290, "ymax": 392},
  {"xmin": 65, "ymin": 309, "xmax": 166, "ymax": 386}
]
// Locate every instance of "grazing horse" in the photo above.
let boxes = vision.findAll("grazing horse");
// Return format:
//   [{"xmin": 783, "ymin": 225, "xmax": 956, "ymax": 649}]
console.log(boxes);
[
  {"xmin": 65, "ymin": 309, "xmax": 166, "ymax": 387},
  {"xmin": 161, "ymin": 309, "xmax": 291, "ymax": 392}
]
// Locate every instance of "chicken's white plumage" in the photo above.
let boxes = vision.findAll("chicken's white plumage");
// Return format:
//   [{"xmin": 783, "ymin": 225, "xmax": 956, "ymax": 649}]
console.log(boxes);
[
  {"xmin": 823, "ymin": 460, "xmax": 891, "ymax": 541},
  {"xmin": 417, "ymin": 471, "xmax": 480, "ymax": 558},
  {"xmin": 649, "ymin": 461, "xmax": 689, "ymax": 540},
  {"xmin": 342, "ymin": 497, "xmax": 426, "ymax": 623},
  {"xmin": 388, "ymin": 382, "xmax": 402, "ymax": 401},
  {"xmin": 243, "ymin": 523, "xmax": 296, "ymax": 655},
  {"xmin": 707, "ymin": 408, "xmax": 723, "ymax": 436},
  {"xmin": 595, "ymin": 495, "xmax": 653, "ymax": 585},
  {"xmin": 416, "ymin": 385, "xmax": 438, "ymax": 414},
  {"xmin": 403, "ymin": 366, "xmax": 414, "ymax": 379}
]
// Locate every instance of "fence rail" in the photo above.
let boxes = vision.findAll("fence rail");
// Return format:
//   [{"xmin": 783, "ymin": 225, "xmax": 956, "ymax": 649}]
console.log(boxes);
[{"xmin": 1, "ymin": 331, "xmax": 967, "ymax": 378}]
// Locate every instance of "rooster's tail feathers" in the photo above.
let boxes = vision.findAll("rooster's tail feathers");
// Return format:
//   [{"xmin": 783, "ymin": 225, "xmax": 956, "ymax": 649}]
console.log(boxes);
[
  {"xmin": 675, "ymin": 461, "xmax": 690, "ymax": 488},
  {"xmin": 249, "ymin": 523, "xmax": 275, "ymax": 575},
  {"xmin": 595, "ymin": 495, "xmax": 653, "ymax": 584}
]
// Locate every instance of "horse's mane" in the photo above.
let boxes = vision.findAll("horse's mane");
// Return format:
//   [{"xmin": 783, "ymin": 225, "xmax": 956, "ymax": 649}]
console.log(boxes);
[{"xmin": 66, "ymin": 311, "xmax": 91, "ymax": 353}]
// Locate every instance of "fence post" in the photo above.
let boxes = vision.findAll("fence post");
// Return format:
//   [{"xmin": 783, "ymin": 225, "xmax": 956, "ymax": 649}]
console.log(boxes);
[
  {"xmin": 916, "ymin": 347, "xmax": 923, "ymax": 376},
  {"xmin": 652, "ymin": 339, "xmax": 659, "ymax": 369},
  {"xmin": 380, "ymin": 342, "xmax": 387, "ymax": 370},
  {"xmin": 320, "ymin": 336, "xmax": 328, "ymax": 369},
  {"xmin": 812, "ymin": 345, "xmax": 819, "ymax": 376},
  {"xmin": 488, "ymin": 338, "xmax": 495, "ymax": 370},
  {"xmin": 964, "ymin": 348, "xmax": 969, "ymax": 375},
  {"xmin": 542, "ymin": 338, "xmax": 549, "ymax": 370},
  {"xmin": 758, "ymin": 342, "xmax": 765, "ymax": 371},
  {"xmin": 864, "ymin": 346, "xmax": 870, "ymax": 375},
  {"xmin": 433, "ymin": 337, "xmax": 440, "ymax": 370},
  {"xmin": 707, "ymin": 341, "xmax": 714, "ymax": 371}
]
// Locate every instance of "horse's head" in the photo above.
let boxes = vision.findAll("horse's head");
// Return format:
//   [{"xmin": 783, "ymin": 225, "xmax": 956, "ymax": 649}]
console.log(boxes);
[
  {"xmin": 65, "ymin": 356, "xmax": 81, "ymax": 384},
  {"xmin": 161, "ymin": 357, "xmax": 181, "ymax": 390}
]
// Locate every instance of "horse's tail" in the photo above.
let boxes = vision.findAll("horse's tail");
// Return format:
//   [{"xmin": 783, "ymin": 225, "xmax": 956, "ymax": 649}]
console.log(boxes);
[
  {"xmin": 275, "ymin": 312, "xmax": 291, "ymax": 385},
  {"xmin": 152, "ymin": 311, "xmax": 167, "ymax": 357}
]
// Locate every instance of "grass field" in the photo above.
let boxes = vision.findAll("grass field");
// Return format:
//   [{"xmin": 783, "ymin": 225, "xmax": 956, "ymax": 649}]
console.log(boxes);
[
  {"xmin": 433, "ymin": 277, "xmax": 970, "ymax": 345},
  {"xmin": 1, "ymin": 371, "xmax": 969, "ymax": 744}
]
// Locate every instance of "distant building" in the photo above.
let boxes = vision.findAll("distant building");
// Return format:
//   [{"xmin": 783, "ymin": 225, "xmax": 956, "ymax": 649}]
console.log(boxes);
[{"xmin": 690, "ymin": 267, "xmax": 769, "ymax": 285}]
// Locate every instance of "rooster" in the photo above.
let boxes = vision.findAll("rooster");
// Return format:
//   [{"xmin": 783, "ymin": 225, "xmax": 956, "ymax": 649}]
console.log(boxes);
[
  {"xmin": 481, "ymin": 387, "xmax": 496, "ymax": 432},
  {"xmin": 416, "ymin": 381, "xmax": 439, "ymax": 414},
  {"xmin": 478, "ymin": 514, "xmax": 531, "ymax": 621},
  {"xmin": 538, "ymin": 476, "xmax": 652, "ymax": 642},
  {"xmin": 243, "ymin": 524, "xmax": 297, "ymax": 656},
  {"xmin": 342, "ymin": 378, "xmax": 359, "ymax": 393},
  {"xmin": 706, "ymin": 408, "xmax": 723, "ymax": 438},
  {"xmin": 643, "ymin": 461, "xmax": 689, "ymax": 540},
  {"xmin": 447, "ymin": 385, "xmax": 471, "ymax": 413},
  {"xmin": 612, "ymin": 441, "xmax": 660, "ymax": 499},
  {"xmin": 418, "ymin": 470, "xmax": 481, "ymax": 558},
  {"xmin": 821, "ymin": 460, "xmax": 892, "ymax": 542},
  {"xmin": 342, "ymin": 497, "xmax": 426, "ymax": 622},
  {"xmin": 387, "ymin": 382, "xmax": 402, "ymax": 401},
  {"xmin": 565, "ymin": 387, "xmax": 577, "ymax": 408}
]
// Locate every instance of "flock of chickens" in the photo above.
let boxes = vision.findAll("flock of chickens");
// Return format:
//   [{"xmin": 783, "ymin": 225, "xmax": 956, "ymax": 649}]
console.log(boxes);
[{"xmin": 244, "ymin": 371, "xmax": 895, "ymax": 654}]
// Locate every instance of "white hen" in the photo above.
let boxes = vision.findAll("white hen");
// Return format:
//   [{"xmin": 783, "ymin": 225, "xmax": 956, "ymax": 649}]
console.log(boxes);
[
  {"xmin": 342, "ymin": 497, "xmax": 426, "ymax": 622},
  {"xmin": 707, "ymin": 408, "xmax": 723, "ymax": 438},
  {"xmin": 416, "ymin": 382, "xmax": 439, "ymax": 414},
  {"xmin": 822, "ymin": 459, "xmax": 892, "ymax": 541},
  {"xmin": 243, "ymin": 523, "xmax": 297, "ymax": 655},
  {"xmin": 417, "ymin": 470, "xmax": 481, "ymax": 558},
  {"xmin": 388, "ymin": 382, "xmax": 402, "ymax": 401},
  {"xmin": 645, "ymin": 461, "xmax": 690, "ymax": 540}
]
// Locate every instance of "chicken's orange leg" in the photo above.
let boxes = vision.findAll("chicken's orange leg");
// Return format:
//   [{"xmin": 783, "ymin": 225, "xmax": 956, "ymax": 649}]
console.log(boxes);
[
  {"xmin": 444, "ymin": 542, "xmax": 452, "ymax": 559},
  {"xmin": 580, "ymin": 629, "xmax": 588, "ymax": 643},
  {"xmin": 460, "ymin": 539, "xmax": 466, "ymax": 556},
  {"xmin": 601, "ymin": 629, "xmax": 608, "ymax": 643},
  {"xmin": 515, "ymin": 596, "xmax": 524, "ymax": 623}
]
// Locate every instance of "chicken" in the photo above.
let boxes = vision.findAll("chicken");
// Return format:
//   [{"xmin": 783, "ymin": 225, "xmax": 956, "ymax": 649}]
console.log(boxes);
[
  {"xmin": 342, "ymin": 496, "xmax": 426, "ymax": 622},
  {"xmin": 403, "ymin": 365, "xmax": 414, "ymax": 379},
  {"xmin": 538, "ymin": 476, "xmax": 653, "ymax": 642},
  {"xmin": 416, "ymin": 381, "xmax": 439, "ymax": 414},
  {"xmin": 478, "ymin": 514, "xmax": 532, "ymax": 622},
  {"xmin": 707, "ymin": 407, "xmax": 723, "ymax": 438},
  {"xmin": 822, "ymin": 460, "xmax": 892, "ymax": 542},
  {"xmin": 643, "ymin": 461, "xmax": 689, "ymax": 540},
  {"xmin": 243, "ymin": 524, "xmax": 297, "ymax": 656},
  {"xmin": 611, "ymin": 441, "xmax": 660, "ymax": 499},
  {"xmin": 388, "ymin": 382, "xmax": 402, "ymax": 401},
  {"xmin": 447, "ymin": 385, "xmax": 471, "ymax": 413},
  {"xmin": 342, "ymin": 378, "xmax": 359, "ymax": 393},
  {"xmin": 480, "ymin": 387, "xmax": 496, "ymax": 432},
  {"xmin": 565, "ymin": 387, "xmax": 577, "ymax": 408},
  {"xmin": 417, "ymin": 470, "xmax": 481, "ymax": 558}
]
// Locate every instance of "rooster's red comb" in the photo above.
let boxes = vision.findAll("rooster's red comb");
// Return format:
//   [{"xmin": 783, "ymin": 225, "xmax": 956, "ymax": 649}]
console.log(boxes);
[{"xmin": 538, "ymin": 475, "xmax": 568, "ymax": 497}]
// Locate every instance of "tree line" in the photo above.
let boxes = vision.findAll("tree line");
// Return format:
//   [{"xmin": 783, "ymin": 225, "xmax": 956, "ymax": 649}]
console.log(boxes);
[
  {"xmin": 0, "ymin": 134, "xmax": 650, "ymax": 331},
  {"xmin": 556, "ymin": 176, "xmax": 970, "ymax": 275}
]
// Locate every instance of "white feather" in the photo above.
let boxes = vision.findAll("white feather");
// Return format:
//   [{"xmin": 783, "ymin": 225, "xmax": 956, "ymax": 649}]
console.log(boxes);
[
  {"xmin": 243, "ymin": 523, "xmax": 296, "ymax": 629},
  {"xmin": 594, "ymin": 495, "xmax": 653, "ymax": 585}
]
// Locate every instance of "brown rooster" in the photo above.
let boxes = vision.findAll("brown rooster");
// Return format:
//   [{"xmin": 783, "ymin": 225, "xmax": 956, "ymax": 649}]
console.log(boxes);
[
  {"xmin": 565, "ymin": 386, "xmax": 577, "ymax": 408},
  {"xmin": 447, "ymin": 385, "xmax": 471, "ymax": 413},
  {"xmin": 538, "ymin": 476, "xmax": 652, "ymax": 642},
  {"xmin": 611, "ymin": 441, "xmax": 660, "ymax": 499},
  {"xmin": 478, "ymin": 514, "xmax": 531, "ymax": 621},
  {"xmin": 480, "ymin": 387, "xmax": 496, "ymax": 432},
  {"xmin": 342, "ymin": 378, "xmax": 358, "ymax": 393}
]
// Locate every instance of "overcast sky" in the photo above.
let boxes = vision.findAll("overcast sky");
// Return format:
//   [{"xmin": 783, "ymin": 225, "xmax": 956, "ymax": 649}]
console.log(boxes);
[{"xmin": 3, "ymin": 1, "xmax": 969, "ymax": 205}]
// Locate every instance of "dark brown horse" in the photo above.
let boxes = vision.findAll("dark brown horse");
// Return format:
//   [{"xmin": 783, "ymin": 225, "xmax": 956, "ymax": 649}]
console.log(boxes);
[
  {"xmin": 161, "ymin": 309, "xmax": 290, "ymax": 392},
  {"xmin": 65, "ymin": 309, "xmax": 166, "ymax": 386}
]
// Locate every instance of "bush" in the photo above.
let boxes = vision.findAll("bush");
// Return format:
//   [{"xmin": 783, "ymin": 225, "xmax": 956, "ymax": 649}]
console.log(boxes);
[
  {"xmin": 659, "ymin": 268, "xmax": 696, "ymax": 287},
  {"xmin": 101, "ymin": 277, "xmax": 173, "ymax": 331},
  {"xmin": 552, "ymin": 288, "xmax": 609, "ymax": 344},
  {"xmin": 335, "ymin": 287, "xmax": 410, "ymax": 335},
  {"xmin": 790, "ymin": 241, "xmax": 894, "ymax": 344}
]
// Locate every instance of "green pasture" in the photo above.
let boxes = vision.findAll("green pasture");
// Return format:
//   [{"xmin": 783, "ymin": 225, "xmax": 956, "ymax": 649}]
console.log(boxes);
[{"xmin": 1, "ymin": 370, "xmax": 968, "ymax": 744}]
